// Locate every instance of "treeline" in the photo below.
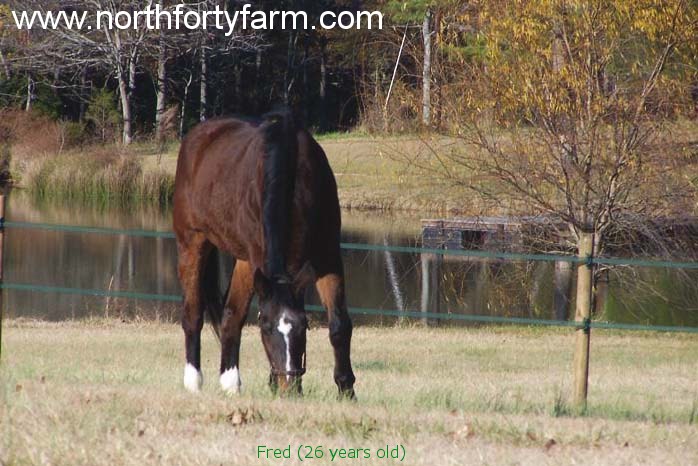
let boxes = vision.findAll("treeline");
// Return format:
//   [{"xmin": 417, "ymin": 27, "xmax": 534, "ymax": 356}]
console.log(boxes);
[{"xmin": 0, "ymin": 1, "xmax": 696, "ymax": 147}]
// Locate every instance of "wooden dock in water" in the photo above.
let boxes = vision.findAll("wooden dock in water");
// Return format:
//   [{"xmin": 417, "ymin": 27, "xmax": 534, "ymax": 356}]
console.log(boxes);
[
  {"xmin": 421, "ymin": 215, "xmax": 698, "ymax": 252},
  {"xmin": 421, "ymin": 216, "xmax": 569, "ymax": 251},
  {"xmin": 418, "ymin": 216, "xmax": 577, "ymax": 322}
]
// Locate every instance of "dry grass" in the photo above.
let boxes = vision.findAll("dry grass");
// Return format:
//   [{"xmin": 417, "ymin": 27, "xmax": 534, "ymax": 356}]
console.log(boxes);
[
  {"xmin": 137, "ymin": 135, "xmax": 465, "ymax": 214},
  {"xmin": 137, "ymin": 119, "xmax": 698, "ymax": 216},
  {"xmin": 17, "ymin": 154, "xmax": 174, "ymax": 206},
  {"xmin": 8, "ymin": 117, "xmax": 698, "ymax": 214},
  {"xmin": 2, "ymin": 319, "xmax": 697, "ymax": 465}
]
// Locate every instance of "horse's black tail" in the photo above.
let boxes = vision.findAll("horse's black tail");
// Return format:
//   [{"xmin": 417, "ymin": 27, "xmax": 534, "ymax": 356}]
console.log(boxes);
[
  {"xmin": 201, "ymin": 248, "xmax": 229, "ymax": 342},
  {"xmin": 261, "ymin": 107, "xmax": 298, "ymax": 282}
]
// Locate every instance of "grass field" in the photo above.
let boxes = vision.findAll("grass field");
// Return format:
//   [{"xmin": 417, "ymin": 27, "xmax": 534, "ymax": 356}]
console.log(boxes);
[
  {"xmin": 10, "ymin": 118, "xmax": 698, "ymax": 215},
  {"xmin": 2, "ymin": 319, "xmax": 697, "ymax": 465},
  {"xmin": 137, "ymin": 134, "xmax": 467, "ymax": 213}
]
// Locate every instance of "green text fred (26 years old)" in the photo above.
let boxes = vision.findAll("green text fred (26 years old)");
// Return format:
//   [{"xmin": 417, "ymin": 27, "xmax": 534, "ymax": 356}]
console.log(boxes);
[{"xmin": 256, "ymin": 444, "xmax": 406, "ymax": 462}]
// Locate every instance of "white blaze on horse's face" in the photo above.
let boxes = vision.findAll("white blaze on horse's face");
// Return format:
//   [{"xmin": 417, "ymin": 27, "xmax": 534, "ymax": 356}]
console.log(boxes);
[{"xmin": 277, "ymin": 310, "xmax": 293, "ymax": 381}]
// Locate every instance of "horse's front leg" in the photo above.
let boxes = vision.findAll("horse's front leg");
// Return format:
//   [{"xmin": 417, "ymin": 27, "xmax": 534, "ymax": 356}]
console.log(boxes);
[
  {"xmin": 315, "ymin": 272, "xmax": 356, "ymax": 399},
  {"xmin": 219, "ymin": 260, "xmax": 254, "ymax": 394},
  {"xmin": 177, "ymin": 236, "xmax": 211, "ymax": 392}
]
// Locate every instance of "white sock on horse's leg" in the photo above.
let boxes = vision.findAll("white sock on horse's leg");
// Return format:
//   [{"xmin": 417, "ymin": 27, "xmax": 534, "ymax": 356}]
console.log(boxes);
[
  {"xmin": 220, "ymin": 366, "xmax": 241, "ymax": 394},
  {"xmin": 183, "ymin": 363, "xmax": 203, "ymax": 392}
]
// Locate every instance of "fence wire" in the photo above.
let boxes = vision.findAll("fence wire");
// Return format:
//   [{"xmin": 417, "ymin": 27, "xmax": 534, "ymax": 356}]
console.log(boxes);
[
  {"xmin": 5, "ymin": 220, "xmax": 698, "ymax": 269},
  {"xmin": 3, "ymin": 220, "xmax": 698, "ymax": 334}
]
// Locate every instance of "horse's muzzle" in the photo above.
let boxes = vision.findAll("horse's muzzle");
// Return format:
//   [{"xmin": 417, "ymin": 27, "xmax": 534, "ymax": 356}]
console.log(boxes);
[{"xmin": 270, "ymin": 369, "xmax": 304, "ymax": 396}]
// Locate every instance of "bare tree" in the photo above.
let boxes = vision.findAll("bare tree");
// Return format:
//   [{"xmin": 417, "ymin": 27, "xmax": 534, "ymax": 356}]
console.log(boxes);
[
  {"xmin": 0, "ymin": 5, "xmax": 11, "ymax": 80},
  {"xmin": 7, "ymin": 0, "xmax": 155, "ymax": 144},
  {"xmin": 421, "ymin": 8, "xmax": 432, "ymax": 126},
  {"xmin": 407, "ymin": 1, "xmax": 697, "ymax": 260},
  {"xmin": 154, "ymin": 28, "xmax": 168, "ymax": 141}
]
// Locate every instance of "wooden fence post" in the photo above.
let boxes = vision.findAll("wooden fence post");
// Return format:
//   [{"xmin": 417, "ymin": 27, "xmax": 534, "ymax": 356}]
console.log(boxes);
[
  {"xmin": 572, "ymin": 231, "xmax": 594, "ymax": 409},
  {"xmin": 0, "ymin": 189, "xmax": 5, "ymax": 361}
]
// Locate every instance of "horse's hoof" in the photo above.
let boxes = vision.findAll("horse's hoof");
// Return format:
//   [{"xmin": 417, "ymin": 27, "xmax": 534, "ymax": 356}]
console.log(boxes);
[
  {"xmin": 220, "ymin": 367, "xmax": 242, "ymax": 395},
  {"xmin": 183, "ymin": 364, "xmax": 203, "ymax": 393},
  {"xmin": 338, "ymin": 388, "xmax": 356, "ymax": 401}
]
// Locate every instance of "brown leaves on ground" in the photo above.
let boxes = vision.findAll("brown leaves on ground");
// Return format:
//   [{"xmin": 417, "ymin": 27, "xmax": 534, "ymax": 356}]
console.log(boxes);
[
  {"xmin": 225, "ymin": 407, "xmax": 263, "ymax": 427},
  {"xmin": 450, "ymin": 423, "xmax": 475, "ymax": 440},
  {"xmin": 544, "ymin": 438, "xmax": 557, "ymax": 450}
]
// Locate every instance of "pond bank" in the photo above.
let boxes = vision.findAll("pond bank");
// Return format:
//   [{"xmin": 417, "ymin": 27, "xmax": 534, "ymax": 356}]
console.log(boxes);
[{"xmin": 10, "ymin": 135, "xmax": 479, "ymax": 215}]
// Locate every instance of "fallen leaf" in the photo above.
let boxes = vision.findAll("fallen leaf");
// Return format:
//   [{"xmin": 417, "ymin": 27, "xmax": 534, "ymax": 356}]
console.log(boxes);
[
  {"xmin": 451, "ymin": 424, "xmax": 474, "ymax": 440},
  {"xmin": 136, "ymin": 419, "xmax": 148, "ymax": 437},
  {"xmin": 225, "ymin": 407, "xmax": 261, "ymax": 427}
]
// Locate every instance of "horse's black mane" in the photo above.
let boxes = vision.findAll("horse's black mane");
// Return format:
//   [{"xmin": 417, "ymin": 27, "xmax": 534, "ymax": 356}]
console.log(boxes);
[{"xmin": 260, "ymin": 107, "xmax": 298, "ymax": 282}]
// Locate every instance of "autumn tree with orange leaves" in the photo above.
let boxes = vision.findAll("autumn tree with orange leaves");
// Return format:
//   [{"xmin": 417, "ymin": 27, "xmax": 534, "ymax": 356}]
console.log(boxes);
[{"xmin": 415, "ymin": 0, "xmax": 698, "ymax": 259}]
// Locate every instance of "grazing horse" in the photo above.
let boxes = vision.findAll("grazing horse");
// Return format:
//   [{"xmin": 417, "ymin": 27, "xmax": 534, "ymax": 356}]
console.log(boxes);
[{"xmin": 173, "ymin": 109, "xmax": 355, "ymax": 398}]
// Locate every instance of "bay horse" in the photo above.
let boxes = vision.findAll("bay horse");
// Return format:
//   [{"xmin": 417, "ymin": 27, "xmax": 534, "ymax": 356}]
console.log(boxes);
[{"xmin": 173, "ymin": 109, "xmax": 355, "ymax": 398}]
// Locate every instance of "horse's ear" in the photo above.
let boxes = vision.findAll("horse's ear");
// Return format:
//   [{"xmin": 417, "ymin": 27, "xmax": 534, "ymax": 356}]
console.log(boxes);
[
  {"xmin": 292, "ymin": 261, "xmax": 315, "ymax": 295},
  {"xmin": 253, "ymin": 269, "xmax": 273, "ymax": 299}
]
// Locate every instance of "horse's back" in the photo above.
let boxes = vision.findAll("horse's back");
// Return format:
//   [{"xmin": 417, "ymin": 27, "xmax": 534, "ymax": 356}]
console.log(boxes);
[
  {"xmin": 173, "ymin": 115, "xmax": 340, "ymax": 271},
  {"xmin": 174, "ymin": 118, "xmax": 263, "ymax": 252},
  {"xmin": 175, "ymin": 118, "xmax": 259, "ymax": 185}
]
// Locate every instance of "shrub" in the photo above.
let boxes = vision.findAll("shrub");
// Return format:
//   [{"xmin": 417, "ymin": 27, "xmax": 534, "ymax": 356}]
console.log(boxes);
[
  {"xmin": 85, "ymin": 88, "xmax": 121, "ymax": 143},
  {"xmin": 0, "ymin": 109, "xmax": 63, "ymax": 159},
  {"xmin": 0, "ymin": 143, "xmax": 11, "ymax": 186},
  {"xmin": 59, "ymin": 121, "xmax": 89, "ymax": 149}
]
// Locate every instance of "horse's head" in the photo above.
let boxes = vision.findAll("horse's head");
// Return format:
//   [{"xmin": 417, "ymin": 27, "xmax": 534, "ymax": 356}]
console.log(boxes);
[{"xmin": 253, "ymin": 266, "xmax": 312, "ymax": 395}]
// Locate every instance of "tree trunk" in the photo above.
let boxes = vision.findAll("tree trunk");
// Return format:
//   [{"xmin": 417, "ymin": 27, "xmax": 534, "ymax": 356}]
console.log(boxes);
[
  {"xmin": 129, "ymin": 54, "xmax": 137, "ymax": 102},
  {"xmin": 25, "ymin": 74, "xmax": 34, "ymax": 112},
  {"xmin": 180, "ymin": 72, "xmax": 192, "ymax": 138},
  {"xmin": 319, "ymin": 37, "xmax": 328, "ymax": 131},
  {"xmin": 0, "ymin": 50, "xmax": 10, "ymax": 80},
  {"xmin": 302, "ymin": 39, "xmax": 309, "ymax": 125},
  {"xmin": 234, "ymin": 56, "xmax": 242, "ymax": 110},
  {"xmin": 78, "ymin": 67, "xmax": 88, "ymax": 123},
  {"xmin": 433, "ymin": 9, "xmax": 442, "ymax": 128},
  {"xmin": 199, "ymin": 48, "xmax": 207, "ymax": 122},
  {"xmin": 422, "ymin": 9, "xmax": 433, "ymax": 126},
  {"xmin": 284, "ymin": 31, "xmax": 295, "ymax": 105},
  {"xmin": 118, "ymin": 72, "xmax": 133, "ymax": 145},
  {"xmin": 254, "ymin": 48, "xmax": 262, "ymax": 113},
  {"xmin": 155, "ymin": 39, "xmax": 168, "ymax": 142}
]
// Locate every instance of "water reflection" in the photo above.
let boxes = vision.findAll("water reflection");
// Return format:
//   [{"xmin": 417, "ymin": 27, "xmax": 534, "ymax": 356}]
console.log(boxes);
[{"xmin": 5, "ymin": 191, "xmax": 698, "ymax": 327}]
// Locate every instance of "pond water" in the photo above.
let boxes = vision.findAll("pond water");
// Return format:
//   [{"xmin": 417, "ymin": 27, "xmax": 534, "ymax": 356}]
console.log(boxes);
[{"xmin": 4, "ymin": 191, "xmax": 698, "ymax": 328}]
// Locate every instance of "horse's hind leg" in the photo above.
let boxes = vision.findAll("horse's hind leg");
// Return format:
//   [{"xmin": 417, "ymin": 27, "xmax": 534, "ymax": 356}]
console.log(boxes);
[
  {"xmin": 177, "ymin": 233, "xmax": 212, "ymax": 392},
  {"xmin": 315, "ymin": 267, "xmax": 356, "ymax": 399},
  {"xmin": 219, "ymin": 260, "xmax": 254, "ymax": 394}
]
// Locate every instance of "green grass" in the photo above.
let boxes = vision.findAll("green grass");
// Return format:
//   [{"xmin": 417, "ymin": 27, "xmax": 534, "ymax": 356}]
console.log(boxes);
[{"xmin": 2, "ymin": 319, "xmax": 697, "ymax": 465}]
